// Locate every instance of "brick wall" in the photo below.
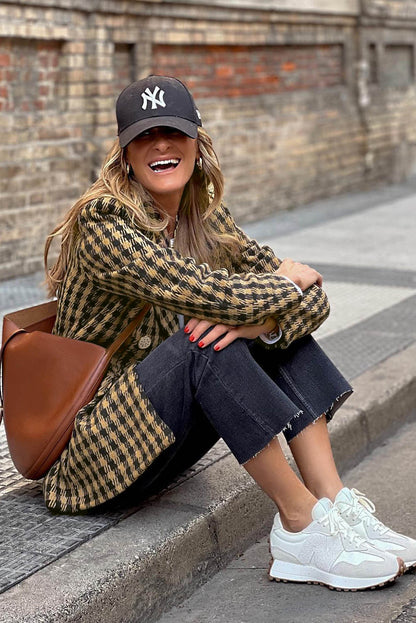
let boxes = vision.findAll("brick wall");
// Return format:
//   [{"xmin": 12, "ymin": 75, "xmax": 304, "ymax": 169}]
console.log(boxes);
[
  {"xmin": 0, "ymin": 33, "xmax": 88, "ymax": 277},
  {"xmin": 1, "ymin": 0, "xmax": 416, "ymax": 279},
  {"xmin": 153, "ymin": 44, "xmax": 344, "ymax": 98}
]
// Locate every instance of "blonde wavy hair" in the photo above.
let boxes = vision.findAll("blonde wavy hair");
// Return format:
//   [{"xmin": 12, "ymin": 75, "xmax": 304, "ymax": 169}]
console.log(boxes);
[{"xmin": 44, "ymin": 127, "xmax": 241, "ymax": 298}]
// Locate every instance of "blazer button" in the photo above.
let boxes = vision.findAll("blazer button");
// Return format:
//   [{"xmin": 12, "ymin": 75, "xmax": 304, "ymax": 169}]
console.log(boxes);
[{"xmin": 138, "ymin": 336, "xmax": 152, "ymax": 349}]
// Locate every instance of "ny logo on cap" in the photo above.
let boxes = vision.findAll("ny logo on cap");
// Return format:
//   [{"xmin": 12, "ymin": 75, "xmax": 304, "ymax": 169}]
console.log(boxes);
[{"xmin": 141, "ymin": 86, "xmax": 166, "ymax": 110}]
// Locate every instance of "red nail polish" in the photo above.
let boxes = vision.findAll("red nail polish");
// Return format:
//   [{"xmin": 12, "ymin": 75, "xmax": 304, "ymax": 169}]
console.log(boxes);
[
  {"xmin": 214, "ymin": 345, "xmax": 220, "ymax": 351},
  {"xmin": 189, "ymin": 335, "xmax": 195, "ymax": 342},
  {"xmin": 198, "ymin": 341, "xmax": 204, "ymax": 348},
  {"xmin": 184, "ymin": 327, "xmax": 190, "ymax": 334}
]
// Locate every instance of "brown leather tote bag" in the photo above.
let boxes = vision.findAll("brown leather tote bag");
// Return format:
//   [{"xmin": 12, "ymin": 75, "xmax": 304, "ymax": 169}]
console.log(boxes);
[{"xmin": 0, "ymin": 300, "xmax": 151, "ymax": 480}]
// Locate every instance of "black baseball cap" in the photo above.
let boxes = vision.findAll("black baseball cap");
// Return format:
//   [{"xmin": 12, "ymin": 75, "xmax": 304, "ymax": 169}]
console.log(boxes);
[{"xmin": 116, "ymin": 75, "xmax": 202, "ymax": 148}]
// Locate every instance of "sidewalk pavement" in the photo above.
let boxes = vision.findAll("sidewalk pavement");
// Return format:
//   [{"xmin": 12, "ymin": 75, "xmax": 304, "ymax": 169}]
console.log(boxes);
[{"xmin": 1, "ymin": 179, "xmax": 416, "ymax": 622}]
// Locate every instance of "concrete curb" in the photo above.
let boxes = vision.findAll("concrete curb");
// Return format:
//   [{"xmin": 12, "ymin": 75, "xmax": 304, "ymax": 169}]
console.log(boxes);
[{"xmin": 1, "ymin": 343, "xmax": 416, "ymax": 623}]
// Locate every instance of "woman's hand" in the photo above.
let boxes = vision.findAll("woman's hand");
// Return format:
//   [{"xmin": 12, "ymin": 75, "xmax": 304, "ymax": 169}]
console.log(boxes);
[
  {"xmin": 184, "ymin": 316, "xmax": 278, "ymax": 352},
  {"xmin": 277, "ymin": 258, "xmax": 322, "ymax": 291}
]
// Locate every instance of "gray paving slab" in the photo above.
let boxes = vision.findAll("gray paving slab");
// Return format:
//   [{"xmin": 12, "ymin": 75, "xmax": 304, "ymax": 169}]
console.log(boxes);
[
  {"xmin": 156, "ymin": 420, "xmax": 416, "ymax": 623},
  {"xmin": 315, "ymin": 281, "xmax": 414, "ymax": 339},
  {"xmin": 260, "ymin": 194, "xmax": 416, "ymax": 272},
  {"xmin": 244, "ymin": 175, "xmax": 416, "ymax": 239},
  {"xmin": 303, "ymin": 263, "xmax": 416, "ymax": 289}
]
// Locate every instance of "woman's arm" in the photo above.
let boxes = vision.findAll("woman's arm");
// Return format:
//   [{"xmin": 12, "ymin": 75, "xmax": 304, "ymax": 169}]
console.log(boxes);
[
  {"xmin": 209, "ymin": 204, "xmax": 330, "ymax": 348},
  {"xmin": 210, "ymin": 204, "xmax": 282, "ymax": 274},
  {"xmin": 76, "ymin": 198, "xmax": 302, "ymax": 326},
  {"xmin": 184, "ymin": 284, "xmax": 329, "ymax": 352},
  {"xmin": 271, "ymin": 284, "xmax": 330, "ymax": 349}
]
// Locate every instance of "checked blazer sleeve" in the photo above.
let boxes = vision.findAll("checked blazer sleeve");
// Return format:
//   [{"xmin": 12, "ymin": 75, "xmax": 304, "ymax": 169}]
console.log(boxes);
[
  {"xmin": 210, "ymin": 204, "xmax": 330, "ymax": 349},
  {"xmin": 210, "ymin": 204, "xmax": 282, "ymax": 274},
  {"xmin": 76, "ymin": 198, "xmax": 303, "ymax": 325}
]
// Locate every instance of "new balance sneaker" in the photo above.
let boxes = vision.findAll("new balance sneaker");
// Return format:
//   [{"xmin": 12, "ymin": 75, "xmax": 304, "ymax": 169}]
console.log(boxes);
[
  {"xmin": 335, "ymin": 487, "xmax": 416, "ymax": 570},
  {"xmin": 269, "ymin": 498, "xmax": 403, "ymax": 591}
]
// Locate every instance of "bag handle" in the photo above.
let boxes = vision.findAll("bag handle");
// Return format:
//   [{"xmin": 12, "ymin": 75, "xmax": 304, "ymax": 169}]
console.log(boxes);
[{"xmin": 0, "ymin": 302, "xmax": 151, "ymax": 424}]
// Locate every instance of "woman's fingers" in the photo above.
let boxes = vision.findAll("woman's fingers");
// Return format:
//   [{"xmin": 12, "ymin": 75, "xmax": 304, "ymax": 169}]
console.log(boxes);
[
  {"xmin": 211, "ymin": 328, "xmax": 241, "ymax": 351},
  {"xmin": 184, "ymin": 317, "xmax": 277, "ymax": 351},
  {"xmin": 197, "ymin": 324, "xmax": 235, "ymax": 347},
  {"xmin": 184, "ymin": 319, "xmax": 279, "ymax": 352},
  {"xmin": 185, "ymin": 319, "xmax": 213, "ymax": 342},
  {"xmin": 184, "ymin": 318, "xmax": 236, "ymax": 345},
  {"xmin": 184, "ymin": 318, "xmax": 202, "ymax": 334}
]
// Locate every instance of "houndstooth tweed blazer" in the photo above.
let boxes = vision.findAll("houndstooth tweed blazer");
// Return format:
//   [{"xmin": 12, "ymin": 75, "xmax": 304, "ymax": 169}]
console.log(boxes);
[{"xmin": 42, "ymin": 197, "xmax": 329, "ymax": 512}]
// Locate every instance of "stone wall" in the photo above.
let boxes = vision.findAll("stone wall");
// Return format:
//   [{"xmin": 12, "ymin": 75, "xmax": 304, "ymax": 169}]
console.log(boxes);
[{"xmin": 1, "ymin": 0, "xmax": 416, "ymax": 279}]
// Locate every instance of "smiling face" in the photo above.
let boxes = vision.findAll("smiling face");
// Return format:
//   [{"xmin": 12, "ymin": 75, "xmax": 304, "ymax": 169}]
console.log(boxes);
[{"xmin": 125, "ymin": 126, "xmax": 199, "ymax": 211}]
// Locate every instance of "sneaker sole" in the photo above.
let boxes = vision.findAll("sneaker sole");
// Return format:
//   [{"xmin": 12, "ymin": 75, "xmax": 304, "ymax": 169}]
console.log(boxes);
[
  {"xmin": 404, "ymin": 559, "xmax": 416, "ymax": 571},
  {"xmin": 268, "ymin": 557, "xmax": 404, "ymax": 591}
]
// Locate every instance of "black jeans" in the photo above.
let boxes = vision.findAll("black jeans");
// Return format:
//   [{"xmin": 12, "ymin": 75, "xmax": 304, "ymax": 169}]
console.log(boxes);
[{"xmin": 114, "ymin": 331, "xmax": 352, "ymax": 505}]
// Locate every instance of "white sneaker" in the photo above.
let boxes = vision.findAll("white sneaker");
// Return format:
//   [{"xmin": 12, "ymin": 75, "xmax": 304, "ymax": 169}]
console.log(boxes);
[
  {"xmin": 335, "ymin": 487, "xmax": 416, "ymax": 570},
  {"xmin": 269, "ymin": 498, "xmax": 403, "ymax": 591}
]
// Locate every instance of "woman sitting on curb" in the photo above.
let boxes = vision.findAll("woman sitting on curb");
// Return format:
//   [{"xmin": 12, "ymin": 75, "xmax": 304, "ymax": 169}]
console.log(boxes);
[{"xmin": 43, "ymin": 75, "xmax": 416, "ymax": 590}]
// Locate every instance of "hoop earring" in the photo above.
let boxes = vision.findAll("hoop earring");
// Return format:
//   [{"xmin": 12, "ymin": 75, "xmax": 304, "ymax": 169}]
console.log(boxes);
[
  {"xmin": 126, "ymin": 163, "xmax": 131, "ymax": 176},
  {"xmin": 196, "ymin": 157, "xmax": 203, "ymax": 169}
]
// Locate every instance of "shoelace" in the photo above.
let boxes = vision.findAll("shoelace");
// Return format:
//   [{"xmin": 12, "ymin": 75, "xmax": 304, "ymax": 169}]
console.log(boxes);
[
  {"xmin": 318, "ymin": 504, "xmax": 366, "ymax": 548},
  {"xmin": 346, "ymin": 488, "xmax": 389, "ymax": 535}
]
